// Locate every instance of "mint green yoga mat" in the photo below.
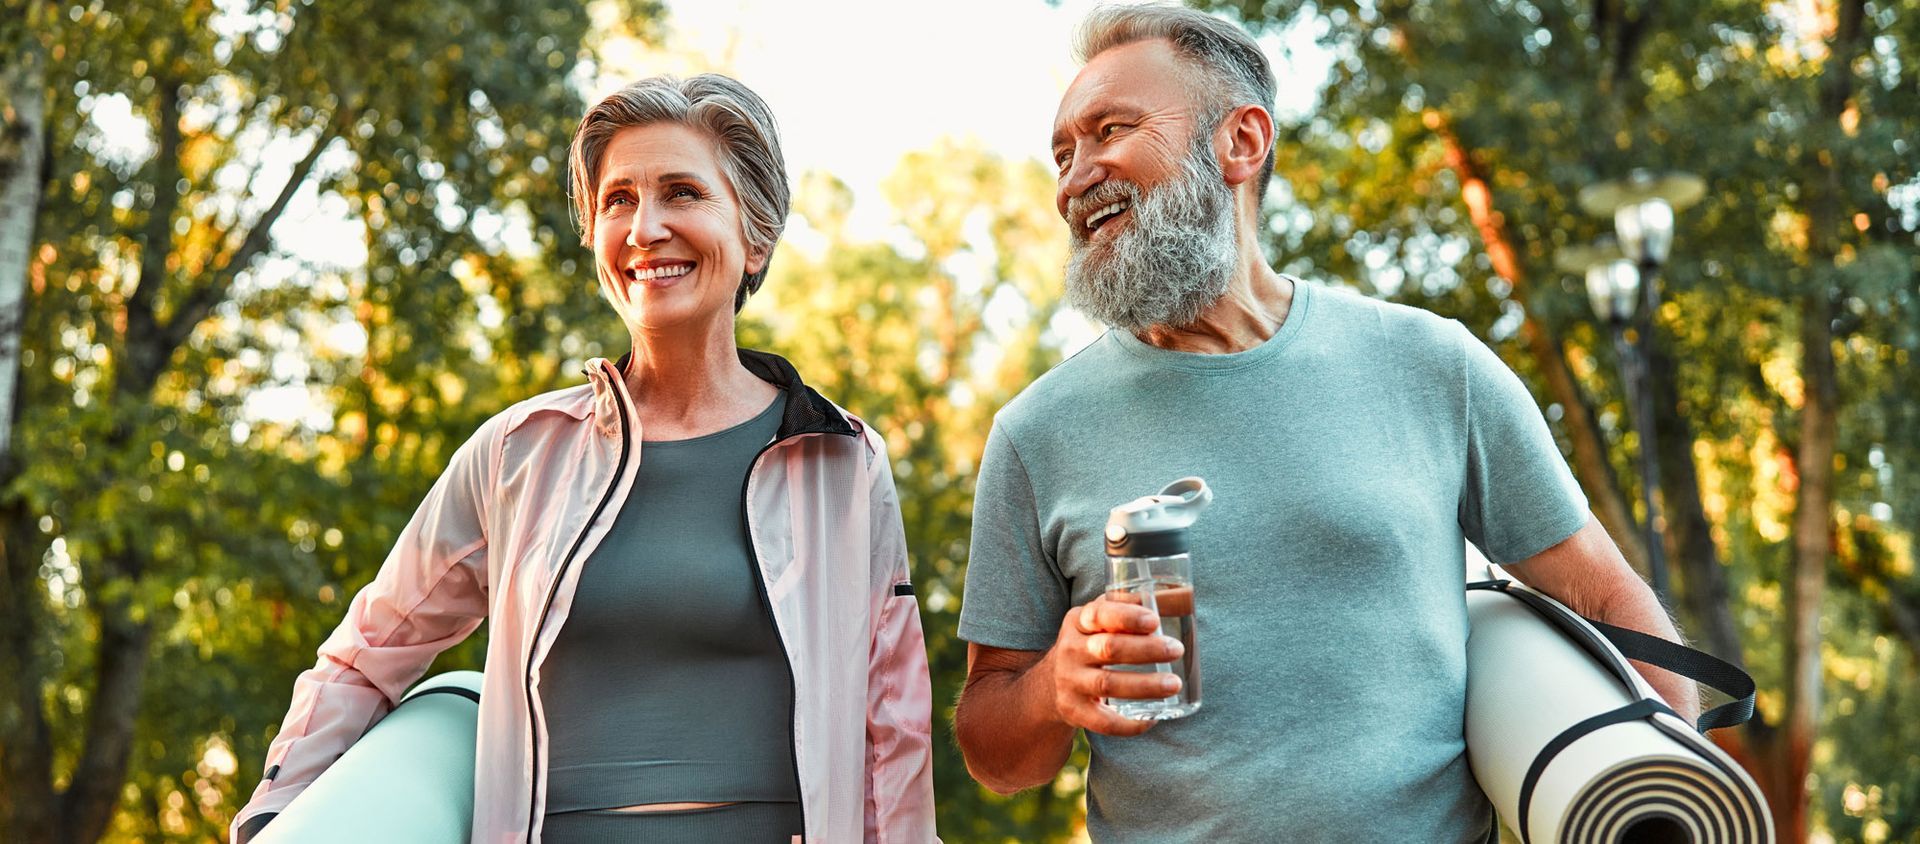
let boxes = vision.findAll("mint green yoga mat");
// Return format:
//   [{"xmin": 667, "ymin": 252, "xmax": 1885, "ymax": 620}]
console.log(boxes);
[{"xmin": 254, "ymin": 671, "xmax": 480, "ymax": 844}]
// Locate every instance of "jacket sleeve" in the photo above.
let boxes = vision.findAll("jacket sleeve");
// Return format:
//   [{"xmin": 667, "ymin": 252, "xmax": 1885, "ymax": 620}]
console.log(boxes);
[
  {"xmin": 860, "ymin": 429, "xmax": 939, "ymax": 842},
  {"xmin": 230, "ymin": 412, "xmax": 504, "ymax": 843}
]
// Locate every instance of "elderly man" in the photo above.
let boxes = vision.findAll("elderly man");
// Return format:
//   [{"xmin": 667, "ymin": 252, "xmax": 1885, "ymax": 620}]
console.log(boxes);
[{"xmin": 953, "ymin": 5, "xmax": 1697, "ymax": 841}]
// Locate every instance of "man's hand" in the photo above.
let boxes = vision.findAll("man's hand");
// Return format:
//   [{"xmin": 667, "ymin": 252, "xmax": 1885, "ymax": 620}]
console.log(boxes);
[
  {"xmin": 1043, "ymin": 595, "xmax": 1185, "ymax": 737},
  {"xmin": 956, "ymin": 595, "xmax": 1186, "ymax": 793}
]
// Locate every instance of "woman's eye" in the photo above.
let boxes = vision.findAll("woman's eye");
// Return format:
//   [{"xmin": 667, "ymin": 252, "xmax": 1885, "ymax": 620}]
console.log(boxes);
[
  {"xmin": 670, "ymin": 186, "xmax": 702, "ymax": 200},
  {"xmin": 603, "ymin": 195, "xmax": 632, "ymax": 210}
]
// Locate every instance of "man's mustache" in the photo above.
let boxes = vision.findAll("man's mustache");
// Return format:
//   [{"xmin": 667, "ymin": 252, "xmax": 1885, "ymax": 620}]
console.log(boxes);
[{"xmin": 1067, "ymin": 180, "xmax": 1141, "ymax": 242}]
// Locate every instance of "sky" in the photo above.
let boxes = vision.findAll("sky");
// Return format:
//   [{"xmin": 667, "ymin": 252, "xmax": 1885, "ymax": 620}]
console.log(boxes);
[{"xmin": 588, "ymin": 0, "xmax": 1330, "ymax": 240}]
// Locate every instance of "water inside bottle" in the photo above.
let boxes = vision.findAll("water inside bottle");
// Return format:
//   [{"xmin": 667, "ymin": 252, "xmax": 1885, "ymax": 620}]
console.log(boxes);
[{"xmin": 1105, "ymin": 576, "xmax": 1201, "ymax": 721}]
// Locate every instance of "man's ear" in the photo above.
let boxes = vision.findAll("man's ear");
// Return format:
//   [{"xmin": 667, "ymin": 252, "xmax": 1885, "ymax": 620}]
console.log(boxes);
[{"xmin": 1217, "ymin": 103, "xmax": 1275, "ymax": 189}]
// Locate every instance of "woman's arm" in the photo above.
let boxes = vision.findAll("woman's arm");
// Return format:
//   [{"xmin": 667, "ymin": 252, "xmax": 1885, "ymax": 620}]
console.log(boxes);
[
  {"xmin": 230, "ymin": 413, "xmax": 504, "ymax": 843},
  {"xmin": 860, "ymin": 429, "xmax": 938, "ymax": 842}
]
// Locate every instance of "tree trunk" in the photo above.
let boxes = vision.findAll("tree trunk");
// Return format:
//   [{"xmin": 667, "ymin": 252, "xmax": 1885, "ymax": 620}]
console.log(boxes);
[
  {"xmin": 1644, "ymin": 337, "xmax": 1747, "ymax": 667},
  {"xmin": 1749, "ymin": 2, "xmax": 1867, "ymax": 838},
  {"xmin": 0, "ymin": 30, "xmax": 46, "ymax": 470},
  {"xmin": 1, "ymin": 504, "xmax": 56, "ymax": 844},
  {"xmin": 1754, "ymin": 292, "xmax": 1837, "ymax": 844},
  {"xmin": 1422, "ymin": 110, "xmax": 1649, "ymax": 573},
  {"xmin": 57, "ymin": 573, "xmax": 154, "ymax": 844},
  {"xmin": 0, "ymin": 17, "xmax": 54, "ymax": 844}
]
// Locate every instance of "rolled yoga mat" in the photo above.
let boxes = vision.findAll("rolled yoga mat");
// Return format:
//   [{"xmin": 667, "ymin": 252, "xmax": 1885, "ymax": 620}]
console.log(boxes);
[
  {"xmin": 1465, "ymin": 573, "xmax": 1771, "ymax": 843},
  {"xmin": 254, "ymin": 670, "xmax": 481, "ymax": 844}
]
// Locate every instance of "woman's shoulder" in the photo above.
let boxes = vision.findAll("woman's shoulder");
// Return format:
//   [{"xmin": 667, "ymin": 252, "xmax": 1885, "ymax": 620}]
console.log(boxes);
[
  {"xmin": 805, "ymin": 391, "xmax": 884, "ymax": 462},
  {"xmin": 467, "ymin": 382, "xmax": 598, "ymax": 451}
]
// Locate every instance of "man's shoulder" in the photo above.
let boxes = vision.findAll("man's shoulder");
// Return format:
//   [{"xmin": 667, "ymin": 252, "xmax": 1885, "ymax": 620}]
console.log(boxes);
[
  {"xmin": 1310, "ymin": 280, "xmax": 1469, "ymax": 351},
  {"xmin": 992, "ymin": 331, "xmax": 1128, "ymax": 438}
]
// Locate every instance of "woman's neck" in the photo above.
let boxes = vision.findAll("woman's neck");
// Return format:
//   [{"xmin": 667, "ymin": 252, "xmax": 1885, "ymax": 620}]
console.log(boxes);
[{"xmin": 621, "ymin": 321, "xmax": 779, "ymax": 439}]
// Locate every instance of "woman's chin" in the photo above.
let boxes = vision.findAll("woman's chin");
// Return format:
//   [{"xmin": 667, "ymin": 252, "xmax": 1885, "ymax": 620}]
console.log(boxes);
[{"xmin": 619, "ymin": 299, "xmax": 724, "ymax": 336}]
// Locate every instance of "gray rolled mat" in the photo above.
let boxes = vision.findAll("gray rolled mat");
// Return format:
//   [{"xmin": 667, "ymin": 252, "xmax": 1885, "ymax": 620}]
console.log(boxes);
[
  {"xmin": 255, "ymin": 670, "xmax": 480, "ymax": 844},
  {"xmin": 1465, "ymin": 575, "xmax": 1771, "ymax": 843}
]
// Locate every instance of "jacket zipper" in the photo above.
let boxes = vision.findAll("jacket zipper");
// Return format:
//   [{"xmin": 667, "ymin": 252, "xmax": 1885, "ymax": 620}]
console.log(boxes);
[
  {"xmin": 523, "ymin": 365, "xmax": 633, "ymax": 840},
  {"xmin": 741, "ymin": 433, "xmax": 809, "ymax": 841}
]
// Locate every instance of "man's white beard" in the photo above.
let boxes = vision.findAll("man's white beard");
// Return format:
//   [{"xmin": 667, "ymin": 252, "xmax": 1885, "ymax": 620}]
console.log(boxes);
[{"xmin": 1064, "ymin": 134, "xmax": 1238, "ymax": 334}]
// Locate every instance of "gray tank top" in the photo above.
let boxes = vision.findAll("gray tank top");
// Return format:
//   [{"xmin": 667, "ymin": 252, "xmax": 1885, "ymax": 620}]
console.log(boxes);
[{"xmin": 539, "ymin": 394, "xmax": 798, "ymax": 813}]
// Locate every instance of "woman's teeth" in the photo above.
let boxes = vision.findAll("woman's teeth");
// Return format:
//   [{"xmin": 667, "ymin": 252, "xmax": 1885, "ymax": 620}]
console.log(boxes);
[{"xmin": 628, "ymin": 263, "xmax": 693, "ymax": 283}]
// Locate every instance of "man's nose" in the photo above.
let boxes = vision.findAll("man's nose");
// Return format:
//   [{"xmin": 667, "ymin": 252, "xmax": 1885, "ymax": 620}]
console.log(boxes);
[{"xmin": 1058, "ymin": 154, "xmax": 1108, "ymax": 218}]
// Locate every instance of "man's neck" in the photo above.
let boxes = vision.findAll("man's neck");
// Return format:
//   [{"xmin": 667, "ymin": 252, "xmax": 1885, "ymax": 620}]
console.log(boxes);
[{"xmin": 1136, "ymin": 252, "xmax": 1295, "ymax": 355}]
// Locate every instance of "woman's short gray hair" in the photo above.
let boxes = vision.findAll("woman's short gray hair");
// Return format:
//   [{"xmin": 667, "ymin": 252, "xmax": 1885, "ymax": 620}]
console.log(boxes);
[
  {"xmin": 567, "ymin": 74, "xmax": 789, "ymax": 312},
  {"xmin": 1075, "ymin": 3, "xmax": 1277, "ymax": 204}
]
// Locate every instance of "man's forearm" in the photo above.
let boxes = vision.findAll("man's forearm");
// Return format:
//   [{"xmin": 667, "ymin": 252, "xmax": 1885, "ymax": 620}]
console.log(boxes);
[
  {"xmin": 1585, "ymin": 578, "xmax": 1702, "ymax": 723},
  {"xmin": 955, "ymin": 651, "xmax": 1078, "ymax": 794},
  {"xmin": 1506, "ymin": 520, "xmax": 1703, "ymax": 723}
]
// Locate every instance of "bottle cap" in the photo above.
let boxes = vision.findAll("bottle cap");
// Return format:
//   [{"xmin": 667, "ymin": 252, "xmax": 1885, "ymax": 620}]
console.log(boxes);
[{"xmin": 1105, "ymin": 477, "xmax": 1212, "ymax": 557}]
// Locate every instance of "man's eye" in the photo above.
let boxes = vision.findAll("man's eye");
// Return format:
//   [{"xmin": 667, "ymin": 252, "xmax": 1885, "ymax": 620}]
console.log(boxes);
[{"xmin": 1100, "ymin": 123, "xmax": 1124, "ymax": 139}]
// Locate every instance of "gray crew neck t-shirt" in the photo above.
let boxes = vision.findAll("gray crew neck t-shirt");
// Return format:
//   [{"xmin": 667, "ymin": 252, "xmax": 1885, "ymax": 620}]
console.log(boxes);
[
  {"xmin": 540, "ymin": 394, "xmax": 799, "ymax": 814},
  {"xmin": 958, "ymin": 279, "xmax": 1589, "ymax": 842}
]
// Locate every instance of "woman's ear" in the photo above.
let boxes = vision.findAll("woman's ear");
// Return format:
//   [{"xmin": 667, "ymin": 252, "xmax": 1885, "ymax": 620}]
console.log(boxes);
[
  {"xmin": 745, "ymin": 244, "xmax": 770, "ymax": 276},
  {"xmin": 1217, "ymin": 103, "xmax": 1275, "ymax": 190}
]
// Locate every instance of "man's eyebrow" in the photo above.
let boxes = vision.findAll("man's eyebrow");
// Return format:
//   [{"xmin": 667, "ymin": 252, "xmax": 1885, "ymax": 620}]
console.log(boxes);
[{"xmin": 1050, "ymin": 105, "xmax": 1141, "ymax": 151}]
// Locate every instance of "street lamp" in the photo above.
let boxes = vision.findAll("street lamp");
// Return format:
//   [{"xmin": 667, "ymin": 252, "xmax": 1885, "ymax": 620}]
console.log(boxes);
[
  {"xmin": 1584, "ymin": 257, "xmax": 1641, "ymax": 326},
  {"xmin": 1569, "ymin": 170, "xmax": 1704, "ymax": 601}
]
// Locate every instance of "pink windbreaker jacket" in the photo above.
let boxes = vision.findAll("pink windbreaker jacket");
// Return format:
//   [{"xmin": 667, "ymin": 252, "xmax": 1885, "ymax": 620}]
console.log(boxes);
[{"xmin": 232, "ymin": 350, "xmax": 938, "ymax": 843}]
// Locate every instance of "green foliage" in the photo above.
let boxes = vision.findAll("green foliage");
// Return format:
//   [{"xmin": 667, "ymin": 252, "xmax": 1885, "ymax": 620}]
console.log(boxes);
[{"xmin": 6, "ymin": 0, "xmax": 650, "ymax": 839}]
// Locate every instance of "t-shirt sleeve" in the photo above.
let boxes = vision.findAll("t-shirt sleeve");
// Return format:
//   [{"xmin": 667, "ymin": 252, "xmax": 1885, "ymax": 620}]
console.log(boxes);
[
  {"xmin": 958, "ymin": 420, "xmax": 1071, "ymax": 651},
  {"xmin": 1454, "ymin": 323, "xmax": 1592, "ymax": 564}
]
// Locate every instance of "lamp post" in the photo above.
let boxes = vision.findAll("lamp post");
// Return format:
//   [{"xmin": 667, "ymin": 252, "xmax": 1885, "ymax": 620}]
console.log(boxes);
[{"xmin": 1571, "ymin": 170, "xmax": 1705, "ymax": 601}]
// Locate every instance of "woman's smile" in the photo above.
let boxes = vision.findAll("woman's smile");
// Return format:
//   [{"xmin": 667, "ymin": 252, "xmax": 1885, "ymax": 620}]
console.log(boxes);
[{"xmin": 626, "ymin": 259, "xmax": 698, "ymax": 290}]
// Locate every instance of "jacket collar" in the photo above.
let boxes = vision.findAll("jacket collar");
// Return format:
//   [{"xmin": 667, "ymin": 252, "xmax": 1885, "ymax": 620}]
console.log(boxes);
[{"xmin": 583, "ymin": 348, "xmax": 860, "ymax": 441}]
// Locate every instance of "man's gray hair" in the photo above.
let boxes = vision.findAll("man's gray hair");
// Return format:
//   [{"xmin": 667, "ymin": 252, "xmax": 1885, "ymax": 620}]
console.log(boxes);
[
  {"xmin": 1075, "ymin": 3, "xmax": 1277, "ymax": 204},
  {"xmin": 567, "ymin": 74, "xmax": 789, "ymax": 313}
]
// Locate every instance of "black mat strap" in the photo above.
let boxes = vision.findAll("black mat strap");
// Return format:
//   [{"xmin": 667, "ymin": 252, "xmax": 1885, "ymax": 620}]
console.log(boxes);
[
  {"xmin": 1515, "ymin": 698, "xmax": 1676, "ymax": 844},
  {"xmin": 1588, "ymin": 619, "xmax": 1756, "ymax": 732}
]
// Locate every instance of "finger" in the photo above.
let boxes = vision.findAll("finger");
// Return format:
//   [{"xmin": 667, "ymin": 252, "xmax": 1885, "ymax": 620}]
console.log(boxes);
[
  {"xmin": 1073, "ymin": 702, "xmax": 1159, "ymax": 737},
  {"xmin": 1083, "ymin": 631, "xmax": 1186, "ymax": 666},
  {"xmin": 1080, "ymin": 599, "xmax": 1160, "ymax": 635},
  {"xmin": 1080, "ymin": 666, "xmax": 1183, "ymax": 701}
]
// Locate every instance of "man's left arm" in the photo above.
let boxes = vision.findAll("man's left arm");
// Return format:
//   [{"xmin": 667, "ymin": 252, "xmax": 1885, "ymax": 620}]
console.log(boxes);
[{"xmin": 1502, "ymin": 517, "xmax": 1701, "ymax": 723}]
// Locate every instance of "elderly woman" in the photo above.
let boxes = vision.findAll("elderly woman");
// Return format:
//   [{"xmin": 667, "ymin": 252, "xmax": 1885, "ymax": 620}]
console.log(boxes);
[{"xmin": 231, "ymin": 75, "xmax": 937, "ymax": 843}]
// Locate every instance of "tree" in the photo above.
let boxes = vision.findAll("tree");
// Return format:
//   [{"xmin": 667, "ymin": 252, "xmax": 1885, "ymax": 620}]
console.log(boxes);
[{"xmin": 0, "ymin": 1, "xmax": 657, "ymax": 840}]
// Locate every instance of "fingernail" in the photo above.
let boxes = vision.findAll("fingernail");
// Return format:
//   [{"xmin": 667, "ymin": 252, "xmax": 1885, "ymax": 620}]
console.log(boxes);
[
  {"xmin": 1166, "ymin": 640, "xmax": 1184, "ymax": 659},
  {"xmin": 1161, "ymin": 676, "xmax": 1181, "ymax": 693}
]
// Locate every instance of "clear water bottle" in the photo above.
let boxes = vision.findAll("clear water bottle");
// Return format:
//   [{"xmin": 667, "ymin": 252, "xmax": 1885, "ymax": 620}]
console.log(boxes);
[{"xmin": 1103, "ymin": 477, "xmax": 1210, "ymax": 721}]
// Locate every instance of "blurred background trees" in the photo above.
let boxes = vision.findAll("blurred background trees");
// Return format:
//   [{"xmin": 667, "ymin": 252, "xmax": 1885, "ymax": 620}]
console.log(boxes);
[{"xmin": 0, "ymin": 0, "xmax": 1914, "ymax": 842}]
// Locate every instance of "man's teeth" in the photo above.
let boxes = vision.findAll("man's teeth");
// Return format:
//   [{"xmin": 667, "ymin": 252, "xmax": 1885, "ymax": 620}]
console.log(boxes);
[
  {"xmin": 628, "ymin": 263, "xmax": 693, "ymax": 282},
  {"xmin": 1086, "ymin": 201, "xmax": 1130, "ymax": 230}
]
